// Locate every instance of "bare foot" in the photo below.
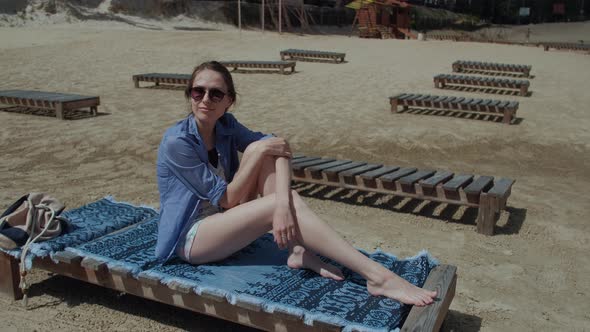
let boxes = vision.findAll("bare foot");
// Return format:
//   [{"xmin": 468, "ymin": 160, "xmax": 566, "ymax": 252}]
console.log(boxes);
[
  {"xmin": 287, "ymin": 245, "xmax": 344, "ymax": 281},
  {"xmin": 367, "ymin": 273, "xmax": 437, "ymax": 306}
]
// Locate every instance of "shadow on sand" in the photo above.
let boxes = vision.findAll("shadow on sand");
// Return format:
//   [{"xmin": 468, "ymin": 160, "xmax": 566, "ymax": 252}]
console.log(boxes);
[{"xmin": 397, "ymin": 107, "xmax": 524, "ymax": 125}]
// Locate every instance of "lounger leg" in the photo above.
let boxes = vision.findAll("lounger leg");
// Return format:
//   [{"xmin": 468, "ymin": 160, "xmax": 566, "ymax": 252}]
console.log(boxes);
[
  {"xmin": 0, "ymin": 253, "xmax": 23, "ymax": 300},
  {"xmin": 134, "ymin": 78, "xmax": 139, "ymax": 88},
  {"xmin": 281, "ymin": 55, "xmax": 285, "ymax": 60},
  {"xmin": 391, "ymin": 99, "xmax": 398, "ymax": 113},
  {"xmin": 503, "ymin": 110, "xmax": 514, "ymax": 124},
  {"xmin": 55, "ymin": 102, "xmax": 64, "ymax": 120},
  {"xmin": 91, "ymin": 106, "xmax": 97, "ymax": 116},
  {"xmin": 476, "ymin": 193, "xmax": 496, "ymax": 236},
  {"xmin": 280, "ymin": 67, "xmax": 284, "ymax": 75},
  {"xmin": 520, "ymin": 86, "xmax": 528, "ymax": 96}
]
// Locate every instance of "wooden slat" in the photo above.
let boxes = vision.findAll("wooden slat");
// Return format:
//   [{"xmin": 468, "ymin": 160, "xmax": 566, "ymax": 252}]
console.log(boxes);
[
  {"xmin": 168, "ymin": 281, "xmax": 192, "ymax": 294},
  {"xmin": 420, "ymin": 171, "xmax": 454, "ymax": 188},
  {"xmin": 486, "ymin": 178, "xmax": 515, "ymax": 198},
  {"xmin": 292, "ymin": 158, "xmax": 336, "ymax": 171},
  {"xmin": 291, "ymin": 156, "xmax": 321, "ymax": 165},
  {"xmin": 80, "ymin": 257, "xmax": 107, "ymax": 271},
  {"xmin": 339, "ymin": 163, "xmax": 382, "ymax": 185},
  {"xmin": 464, "ymin": 176, "xmax": 494, "ymax": 195},
  {"xmin": 322, "ymin": 161, "xmax": 367, "ymax": 176},
  {"xmin": 54, "ymin": 251, "xmax": 83, "ymax": 264},
  {"xmin": 399, "ymin": 170, "xmax": 436, "ymax": 186},
  {"xmin": 401, "ymin": 265, "xmax": 457, "ymax": 332},
  {"xmin": 379, "ymin": 167, "xmax": 417, "ymax": 183},
  {"xmin": 442, "ymin": 174, "xmax": 473, "ymax": 191},
  {"xmin": 305, "ymin": 160, "xmax": 352, "ymax": 173}
]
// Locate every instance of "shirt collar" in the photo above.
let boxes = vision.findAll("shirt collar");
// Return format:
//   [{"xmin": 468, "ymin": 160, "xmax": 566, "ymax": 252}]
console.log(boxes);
[{"xmin": 187, "ymin": 114, "xmax": 232, "ymax": 143}]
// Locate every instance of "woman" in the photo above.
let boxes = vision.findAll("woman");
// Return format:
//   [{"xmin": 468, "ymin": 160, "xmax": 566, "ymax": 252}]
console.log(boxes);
[{"xmin": 156, "ymin": 61, "xmax": 437, "ymax": 306}]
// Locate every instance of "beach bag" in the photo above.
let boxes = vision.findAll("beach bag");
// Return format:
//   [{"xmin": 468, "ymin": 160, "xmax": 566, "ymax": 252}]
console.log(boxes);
[
  {"xmin": 0, "ymin": 193, "xmax": 71, "ymax": 306},
  {"xmin": 0, "ymin": 193, "xmax": 69, "ymax": 250}
]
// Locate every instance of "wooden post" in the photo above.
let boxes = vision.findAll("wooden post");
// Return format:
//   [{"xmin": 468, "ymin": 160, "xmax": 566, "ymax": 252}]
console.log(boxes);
[
  {"xmin": 279, "ymin": 0, "xmax": 282, "ymax": 34},
  {"xmin": 55, "ymin": 102, "xmax": 64, "ymax": 120},
  {"xmin": 238, "ymin": 0, "xmax": 242, "ymax": 33},
  {"xmin": 391, "ymin": 98, "xmax": 398, "ymax": 113},
  {"xmin": 502, "ymin": 109, "xmax": 514, "ymax": 124},
  {"xmin": 476, "ymin": 193, "xmax": 495, "ymax": 235},
  {"xmin": 0, "ymin": 253, "xmax": 23, "ymax": 300}
]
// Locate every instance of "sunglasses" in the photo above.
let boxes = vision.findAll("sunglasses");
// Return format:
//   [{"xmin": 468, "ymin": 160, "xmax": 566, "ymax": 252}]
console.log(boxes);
[{"xmin": 189, "ymin": 86, "xmax": 227, "ymax": 103}]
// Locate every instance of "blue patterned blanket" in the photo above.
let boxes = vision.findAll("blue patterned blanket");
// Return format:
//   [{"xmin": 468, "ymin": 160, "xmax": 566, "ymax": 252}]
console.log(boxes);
[
  {"xmin": 0, "ymin": 197, "xmax": 157, "ymax": 269},
  {"xmin": 67, "ymin": 217, "xmax": 437, "ymax": 332}
]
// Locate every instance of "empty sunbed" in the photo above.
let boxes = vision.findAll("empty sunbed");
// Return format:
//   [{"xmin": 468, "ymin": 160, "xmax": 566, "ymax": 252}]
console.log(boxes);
[
  {"xmin": 0, "ymin": 90, "xmax": 100, "ymax": 120},
  {"xmin": 219, "ymin": 60, "xmax": 296, "ymax": 75},
  {"xmin": 280, "ymin": 49, "xmax": 346, "ymax": 63},
  {"xmin": 292, "ymin": 155, "xmax": 515, "ymax": 236},
  {"xmin": 132, "ymin": 73, "xmax": 191, "ymax": 88},
  {"xmin": 540, "ymin": 42, "xmax": 590, "ymax": 53},
  {"xmin": 0, "ymin": 199, "xmax": 457, "ymax": 332},
  {"xmin": 452, "ymin": 60, "xmax": 532, "ymax": 77},
  {"xmin": 390, "ymin": 93, "xmax": 520, "ymax": 124},
  {"xmin": 434, "ymin": 74, "xmax": 530, "ymax": 96},
  {"xmin": 426, "ymin": 33, "xmax": 470, "ymax": 42}
]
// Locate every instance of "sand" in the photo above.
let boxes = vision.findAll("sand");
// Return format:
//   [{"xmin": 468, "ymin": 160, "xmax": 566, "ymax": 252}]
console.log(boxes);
[{"xmin": 0, "ymin": 18, "xmax": 589, "ymax": 331}]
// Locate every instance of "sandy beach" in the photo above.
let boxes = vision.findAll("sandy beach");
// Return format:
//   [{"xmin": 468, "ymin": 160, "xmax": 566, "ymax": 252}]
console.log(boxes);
[{"xmin": 0, "ymin": 18, "xmax": 589, "ymax": 331}]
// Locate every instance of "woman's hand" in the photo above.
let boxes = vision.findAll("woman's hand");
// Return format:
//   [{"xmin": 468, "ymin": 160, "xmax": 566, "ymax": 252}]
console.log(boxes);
[
  {"xmin": 272, "ymin": 203, "xmax": 297, "ymax": 250},
  {"xmin": 253, "ymin": 137, "xmax": 292, "ymax": 159}
]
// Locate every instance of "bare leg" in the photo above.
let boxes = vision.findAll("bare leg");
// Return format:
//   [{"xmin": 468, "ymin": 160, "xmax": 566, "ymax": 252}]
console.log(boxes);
[
  {"xmin": 191, "ymin": 192, "xmax": 435, "ymax": 306},
  {"xmin": 238, "ymin": 155, "xmax": 344, "ymax": 280}
]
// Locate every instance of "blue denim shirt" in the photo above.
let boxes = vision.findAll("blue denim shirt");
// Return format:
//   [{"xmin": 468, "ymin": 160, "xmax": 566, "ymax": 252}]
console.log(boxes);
[{"xmin": 156, "ymin": 113, "xmax": 272, "ymax": 261}]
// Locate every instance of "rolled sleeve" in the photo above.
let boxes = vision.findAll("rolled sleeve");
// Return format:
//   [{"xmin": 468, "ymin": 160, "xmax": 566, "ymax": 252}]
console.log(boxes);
[{"xmin": 162, "ymin": 135, "xmax": 227, "ymax": 206}]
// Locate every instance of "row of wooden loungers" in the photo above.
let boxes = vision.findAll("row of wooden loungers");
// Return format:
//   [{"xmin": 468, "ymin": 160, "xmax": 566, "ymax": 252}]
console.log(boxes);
[
  {"xmin": 280, "ymin": 49, "xmax": 346, "ymax": 63},
  {"xmin": 291, "ymin": 155, "xmax": 515, "ymax": 236},
  {"xmin": 390, "ymin": 93, "xmax": 519, "ymax": 124},
  {"xmin": 220, "ymin": 60, "xmax": 296, "ymax": 75},
  {"xmin": 133, "ymin": 73, "xmax": 190, "ymax": 88},
  {"xmin": 434, "ymin": 74, "xmax": 530, "ymax": 96},
  {"xmin": 0, "ymin": 90, "xmax": 100, "ymax": 120},
  {"xmin": 452, "ymin": 60, "xmax": 532, "ymax": 77},
  {"xmin": 540, "ymin": 42, "xmax": 590, "ymax": 53}
]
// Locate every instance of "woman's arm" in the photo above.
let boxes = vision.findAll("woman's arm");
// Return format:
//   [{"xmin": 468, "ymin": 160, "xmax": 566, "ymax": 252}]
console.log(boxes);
[
  {"xmin": 272, "ymin": 156, "xmax": 297, "ymax": 249},
  {"xmin": 218, "ymin": 143, "xmax": 263, "ymax": 209},
  {"xmin": 218, "ymin": 137, "xmax": 291, "ymax": 209}
]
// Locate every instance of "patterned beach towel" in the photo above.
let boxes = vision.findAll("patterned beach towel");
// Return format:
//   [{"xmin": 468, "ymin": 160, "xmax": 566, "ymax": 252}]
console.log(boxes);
[
  {"xmin": 67, "ymin": 217, "xmax": 438, "ymax": 332},
  {"xmin": 0, "ymin": 196, "xmax": 157, "ymax": 269}
]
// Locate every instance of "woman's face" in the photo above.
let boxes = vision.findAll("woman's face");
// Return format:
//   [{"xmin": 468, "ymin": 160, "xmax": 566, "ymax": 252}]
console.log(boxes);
[{"xmin": 190, "ymin": 69, "xmax": 233, "ymax": 127}]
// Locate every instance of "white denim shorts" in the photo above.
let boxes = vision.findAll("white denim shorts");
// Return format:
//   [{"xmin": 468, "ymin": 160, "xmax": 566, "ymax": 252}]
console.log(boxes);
[{"xmin": 175, "ymin": 209, "xmax": 220, "ymax": 262}]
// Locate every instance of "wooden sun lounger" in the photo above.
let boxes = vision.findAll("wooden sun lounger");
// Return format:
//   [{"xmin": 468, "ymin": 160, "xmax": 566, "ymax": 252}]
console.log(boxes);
[
  {"xmin": 0, "ymin": 250, "xmax": 456, "ymax": 332},
  {"xmin": 0, "ymin": 90, "xmax": 99, "ymax": 120},
  {"xmin": 291, "ymin": 155, "xmax": 515, "ymax": 236},
  {"xmin": 434, "ymin": 74, "xmax": 530, "ymax": 96},
  {"xmin": 280, "ymin": 49, "xmax": 346, "ymax": 63},
  {"xmin": 390, "ymin": 93, "xmax": 520, "ymax": 124},
  {"xmin": 452, "ymin": 60, "xmax": 532, "ymax": 77},
  {"xmin": 426, "ymin": 33, "xmax": 469, "ymax": 42},
  {"xmin": 540, "ymin": 42, "xmax": 590, "ymax": 53},
  {"xmin": 219, "ymin": 61, "xmax": 296, "ymax": 75},
  {"xmin": 132, "ymin": 73, "xmax": 191, "ymax": 88}
]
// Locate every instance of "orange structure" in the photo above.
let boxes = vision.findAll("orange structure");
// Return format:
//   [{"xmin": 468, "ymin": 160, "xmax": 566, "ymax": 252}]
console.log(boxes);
[{"xmin": 349, "ymin": 0, "xmax": 414, "ymax": 39}]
